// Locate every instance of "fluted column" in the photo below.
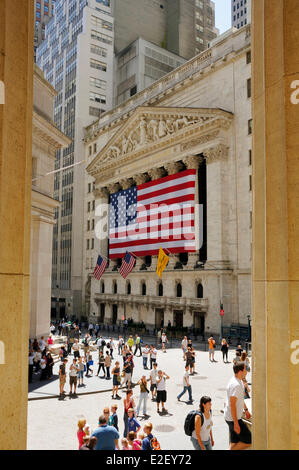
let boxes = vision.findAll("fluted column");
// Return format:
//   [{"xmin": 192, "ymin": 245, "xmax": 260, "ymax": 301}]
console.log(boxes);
[{"xmin": 94, "ymin": 186, "xmax": 110, "ymax": 261}]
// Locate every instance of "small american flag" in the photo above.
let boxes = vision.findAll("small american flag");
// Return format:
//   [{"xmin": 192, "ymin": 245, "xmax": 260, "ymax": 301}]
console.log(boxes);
[
  {"xmin": 119, "ymin": 252, "xmax": 136, "ymax": 279},
  {"xmin": 93, "ymin": 255, "xmax": 108, "ymax": 280}
]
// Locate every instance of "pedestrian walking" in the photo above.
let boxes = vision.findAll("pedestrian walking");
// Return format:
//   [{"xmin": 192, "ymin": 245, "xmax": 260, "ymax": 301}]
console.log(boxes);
[
  {"xmin": 59, "ymin": 358, "xmax": 68, "ymax": 398},
  {"xmin": 136, "ymin": 375, "xmax": 150, "ymax": 416},
  {"xmin": 72, "ymin": 338, "xmax": 80, "ymax": 359},
  {"xmin": 108, "ymin": 405, "xmax": 119, "ymax": 431},
  {"xmin": 105, "ymin": 351, "xmax": 111, "ymax": 379},
  {"xmin": 40, "ymin": 353, "xmax": 47, "ymax": 381},
  {"xmin": 96, "ymin": 350, "xmax": 105, "ymax": 377},
  {"xmin": 127, "ymin": 335, "xmax": 134, "ymax": 352},
  {"xmin": 156, "ymin": 370, "xmax": 170, "ymax": 413},
  {"xmin": 69, "ymin": 358, "xmax": 79, "ymax": 395},
  {"xmin": 122, "ymin": 354, "xmax": 133, "ymax": 388},
  {"xmin": 150, "ymin": 362, "xmax": 158, "ymax": 400},
  {"xmin": 190, "ymin": 396, "xmax": 214, "ymax": 450},
  {"xmin": 149, "ymin": 344, "xmax": 157, "ymax": 369},
  {"xmin": 127, "ymin": 408, "xmax": 141, "ymax": 436},
  {"xmin": 111, "ymin": 361, "xmax": 121, "ymax": 398},
  {"xmin": 177, "ymin": 366, "xmax": 193, "ymax": 403},
  {"xmin": 28, "ymin": 351, "xmax": 34, "ymax": 383},
  {"xmin": 181, "ymin": 336, "xmax": 188, "ymax": 360},
  {"xmin": 86, "ymin": 352, "xmax": 94, "ymax": 376},
  {"xmin": 221, "ymin": 339, "xmax": 229, "ymax": 363},
  {"xmin": 189, "ymin": 346, "xmax": 196, "ymax": 375},
  {"xmin": 142, "ymin": 344, "xmax": 150, "ymax": 369},
  {"xmin": 224, "ymin": 362, "xmax": 252, "ymax": 450},
  {"xmin": 161, "ymin": 332, "xmax": 168, "ymax": 353},
  {"xmin": 123, "ymin": 389, "xmax": 136, "ymax": 438},
  {"xmin": 208, "ymin": 336, "xmax": 216, "ymax": 362},
  {"xmin": 88, "ymin": 322, "xmax": 94, "ymax": 337},
  {"xmin": 109, "ymin": 337, "xmax": 115, "ymax": 359},
  {"xmin": 46, "ymin": 352, "xmax": 54, "ymax": 379},
  {"xmin": 118, "ymin": 336, "xmax": 124, "ymax": 355},
  {"xmin": 134, "ymin": 335, "xmax": 142, "ymax": 356},
  {"xmin": 78, "ymin": 356, "xmax": 85, "ymax": 386}
]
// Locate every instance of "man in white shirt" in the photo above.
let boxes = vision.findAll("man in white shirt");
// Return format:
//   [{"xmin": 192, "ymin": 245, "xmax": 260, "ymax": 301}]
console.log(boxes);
[
  {"xmin": 177, "ymin": 365, "xmax": 193, "ymax": 403},
  {"xmin": 156, "ymin": 369, "xmax": 170, "ymax": 413},
  {"xmin": 181, "ymin": 336, "xmax": 188, "ymax": 360},
  {"xmin": 224, "ymin": 362, "xmax": 251, "ymax": 450},
  {"xmin": 72, "ymin": 339, "xmax": 80, "ymax": 359},
  {"xmin": 149, "ymin": 363, "xmax": 158, "ymax": 400},
  {"xmin": 149, "ymin": 344, "xmax": 157, "ymax": 369},
  {"xmin": 142, "ymin": 344, "xmax": 150, "ymax": 370},
  {"xmin": 39, "ymin": 337, "xmax": 46, "ymax": 353},
  {"xmin": 69, "ymin": 358, "xmax": 80, "ymax": 396}
]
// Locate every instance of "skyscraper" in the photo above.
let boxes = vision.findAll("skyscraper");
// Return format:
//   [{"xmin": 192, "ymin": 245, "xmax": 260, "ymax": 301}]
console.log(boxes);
[
  {"xmin": 34, "ymin": 0, "xmax": 56, "ymax": 58},
  {"xmin": 231, "ymin": 0, "xmax": 251, "ymax": 29}
]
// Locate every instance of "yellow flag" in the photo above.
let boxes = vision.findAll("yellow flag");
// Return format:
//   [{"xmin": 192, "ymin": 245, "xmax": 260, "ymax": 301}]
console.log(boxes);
[{"xmin": 156, "ymin": 248, "xmax": 170, "ymax": 279}]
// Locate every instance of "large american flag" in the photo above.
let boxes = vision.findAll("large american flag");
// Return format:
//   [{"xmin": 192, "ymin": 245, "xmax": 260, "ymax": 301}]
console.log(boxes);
[{"xmin": 109, "ymin": 169, "xmax": 196, "ymax": 258}]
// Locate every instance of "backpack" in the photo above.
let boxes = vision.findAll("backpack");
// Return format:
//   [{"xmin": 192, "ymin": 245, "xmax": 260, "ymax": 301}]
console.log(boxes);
[
  {"xmin": 184, "ymin": 411, "xmax": 204, "ymax": 436},
  {"xmin": 150, "ymin": 436, "xmax": 161, "ymax": 450},
  {"xmin": 106, "ymin": 342, "xmax": 110, "ymax": 349},
  {"xmin": 101, "ymin": 339, "xmax": 106, "ymax": 347}
]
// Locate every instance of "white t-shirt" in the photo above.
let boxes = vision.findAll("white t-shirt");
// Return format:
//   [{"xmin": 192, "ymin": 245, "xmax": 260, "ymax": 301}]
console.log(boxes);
[
  {"xmin": 150, "ymin": 348, "xmax": 157, "ymax": 359},
  {"xmin": 182, "ymin": 339, "xmax": 188, "ymax": 349},
  {"xmin": 69, "ymin": 364, "xmax": 79, "ymax": 377},
  {"xmin": 157, "ymin": 376, "xmax": 166, "ymax": 391},
  {"xmin": 142, "ymin": 347, "xmax": 150, "ymax": 357},
  {"xmin": 192, "ymin": 413, "xmax": 213, "ymax": 442},
  {"xmin": 161, "ymin": 334, "xmax": 167, "ymax": 343},
  {"xmin": 183, "ymin": 371, "xmax": 189, "ymax": 387},
  {"xmin": 150, "ymin": 369, "xmax": 158, "ymax": 384},
  {"xmin": 72, "ymin": 343, "xmax": 80, "ymax": 351},
  {"xmin": 39, "ymin": 340, "xmax": 46, "ymax": 350},
  {"xmin": 224, "ymin": 376, "xmax": 245, "ymax": 421},
  {"xmin": 29, "ymin": 355, "xmax": 34, "ymax": 365}
]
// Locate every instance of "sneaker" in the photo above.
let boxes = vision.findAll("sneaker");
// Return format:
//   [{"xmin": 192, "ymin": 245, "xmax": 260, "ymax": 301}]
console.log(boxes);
[{"xmin": 177, "ymin": 397, "xmax": 181, "ymax": 401}]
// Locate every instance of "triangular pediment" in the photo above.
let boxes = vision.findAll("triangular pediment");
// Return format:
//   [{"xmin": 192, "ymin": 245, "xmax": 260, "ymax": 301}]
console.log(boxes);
[{"xmin": 87, "ymin": 106, "xmax": 233, "ymax": 176}]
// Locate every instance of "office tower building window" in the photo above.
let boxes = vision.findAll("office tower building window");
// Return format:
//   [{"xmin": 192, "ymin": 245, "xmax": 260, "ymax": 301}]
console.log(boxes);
[
  {"xmin": 91, "ymin": 30, "xmax": 112, "ymax": 45},
  {"xmin": 89, "ymin": 91, "xmax": 106, "ymax": 104},
  {"xmin": 248, "ymin": 119, "xmax": 253, "ymax": 135},
  {"xmin": 247, "ymin": 78, "xmax": 251, "ymax": 98},
  {"xmin": 90, "ymin": 58, "xmax": 107, "ymax": 72},
  {"xmin": 90, "ymin": 77, "xmax": 107, "ymax": 90},
  {"xmin": 90, "ymin": 44, "xmax": 107, "ymax": 57}
]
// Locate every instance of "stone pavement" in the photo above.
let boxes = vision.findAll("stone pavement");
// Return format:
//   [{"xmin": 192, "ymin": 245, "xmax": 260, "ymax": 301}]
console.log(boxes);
[{"xmin": 27, "ymin": 346, "xmax": 252, "ymax": 450}]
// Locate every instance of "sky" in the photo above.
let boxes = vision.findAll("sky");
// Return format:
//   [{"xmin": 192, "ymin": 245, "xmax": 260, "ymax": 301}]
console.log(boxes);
[{"xmin": 213, "ymin": 0, "xmax": 232, "ymax": 34}]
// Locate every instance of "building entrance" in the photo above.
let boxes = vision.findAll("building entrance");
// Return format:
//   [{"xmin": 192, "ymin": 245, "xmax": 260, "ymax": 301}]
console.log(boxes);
[
  {"xmin": 100, "ymin": 304, "xmax": 105, "ymax": 323},
  {"xmin": 112, "ymin": 305, "xmax": 117, "ymax": 325},
  {"xmin": 174, "ymin": 310, "xmax": 184, "ymax": 328},
  {"xmin": 194, "ymin": 312, "xmax": 205, "ymax": 335},
  {"xmin": 155, "ymin": 309, "xmax": 164, "ymax": 329}
]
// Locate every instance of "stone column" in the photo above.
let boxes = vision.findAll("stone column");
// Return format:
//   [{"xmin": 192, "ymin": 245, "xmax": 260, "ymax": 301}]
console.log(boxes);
[
  {"xmin": 0, "ymin": 0, "xmax": 34, "ymax": 450},
  {"xmin": 203, "ymin": 144, "xmax": 229, "ymax": 268},
  {"xmin": 94, "ymin": 186, "xmax": 110, "ymax": 260},
  {"xmin": 252, "ymin": 0, "xmax": 299, "ymax": 450}
]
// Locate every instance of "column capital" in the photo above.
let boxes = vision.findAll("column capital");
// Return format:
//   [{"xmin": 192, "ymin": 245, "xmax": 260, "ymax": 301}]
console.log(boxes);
[
  {"xmin": 148, "ymin": 167, "xmax": 165, "ymax": 180},
  {"xmin": 132, "ymin": 174, "xmax": 148, "ymax": 185},
  {"xmin": 107, "ymin": 182, "xmax": 121, "ymax": 194},
  {"xmin": 164, "ymin": 161, "xmax": 184, "ymax": 175},
  {"xmin": 183, "ymin": 155, "xmax": 204, "ymax": 170},
  {"xmin": 203, "ymin": 144, "xmax": 229, "ymax": 163},
  {"xmin": 119, "ymin": 178, "xmax": 133, "ymax": 190},
  {"xmin": 94, "ymin": 187, "xmax": 109, "ymax": 199}
]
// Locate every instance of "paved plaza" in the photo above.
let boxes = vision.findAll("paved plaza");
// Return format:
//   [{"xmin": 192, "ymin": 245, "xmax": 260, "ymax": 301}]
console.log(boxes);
[{"xmin": 27, "ymin": 346, "xmax": 251, "ymax": 450}]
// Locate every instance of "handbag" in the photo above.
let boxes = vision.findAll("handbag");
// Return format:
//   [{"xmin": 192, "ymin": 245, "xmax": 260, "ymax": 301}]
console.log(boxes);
[
  {"xmin": 121, "ymin": 370, "xmax": 125, "ymax": 377},
  {"xmin": 117, "ymin": 375, "xmax": 121, "ymax": 383},
  {"xmin": 88, "ymin": 360, "xmax": 94, "ymax": 366}
]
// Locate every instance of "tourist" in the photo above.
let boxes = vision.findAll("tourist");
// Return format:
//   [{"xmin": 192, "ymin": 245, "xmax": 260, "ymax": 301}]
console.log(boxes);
[
  {"xmin": 50, "ymin": 323, "xmax": 56, "ymax": 335},
  {"xmin": 224, "ymin": 362, "xmax": 252, "ymax": 450},
  {"xmin": 72, "ymin": 338, "xmax": 80, "ymax": 359},
  {"xmin": 233, "ymin": 351, "xmax": 242, "ymax": 365},
  {"xmin": 149, "ymin": 344, "xmax": 157, "ymax": 369},
  {"xmin": 208, "ymin": 336, "xmax": 216, "ymax": 362},
  {"xmin": 104, "ymin": 351, "xmax": 111, "ymax": 380},
  {"xmin": 28, "ymin": 351, "xmax": 34, "ymax": 383},
  {"xmin": 98, "ymin": 336, "xmax": 106, "ymax": 353},
  {"xmin": 181, "ymin": 336, "xmax": 188, "ymax": 360},
  {"xmin": 127, "ymin": 335, "xmax": 134, "ymax": 352},
  {"xmin": 88, "ymin": 322, "xmax": 94, "ymax": 337},
  {"xmin": 47, "ymin": 334, "xmax": 54, "ymax": 347},
  {"xmin": 221, "ymin": 339, "xmax": 229, "ymax": 363},
  {"xmin": 121, "ymin": 438, "xmax": 130, "ymax": 450},
  {"xmin": 69, "ymin": 358, "xmax": 79, "ymax": 395},
  {"xmin": 142, "ymin": 422, "xmax": 160, "ymax": 450},
  {"xmin": 77, "ymin": 418, "xmax": 87, "ymax": 450},
  {"xmin": 236, "ymin": 344, "xmax": 243, "ymax": 356},
  {"xmin": 142, "ymin": 344, "xmax": 150, "ymax": 370},
  {"xmin": 123, "ymin": 354, "xmax": 133, "ymax": 389},
  {"xmin": 136, "ymin": 375, "xmax": 149, "ymax": 417},
  {"xmin": 79, "ymin": 435, "xmax": 96, "ymax": 451},
  {"xmin": 156, "ymin": 369, "xmax": 170, "ymax": 413},
  {"xmin": 83, "ymin": 334, "xmax": 90, "ymax": 358},
  {"xmin": 45, "ymin": 351, "xmax": 54, "ymax": 379},
  {"xmin": 111, "ymin": 361, "xmax": 121, "ymax": 398},
  {"xmin": 122, "ymin": 344, "xmax": 128, "ymax": 364},
  {"xmin": 177, "ymin": 365, "xmax": 193, "ymax": 403},
  {"xmin": 59, "ymin": 345, "xmax": 68, "ymax": 361},
  {"xmin": 109, "ymin": 337, "xmax": 115, "ymax": 359},
  {"xmin": 150, "ymin": 362, "xmax": 158, "ymax": 400},
  {"xmin": 92, "ymin": 415, "xmax": 120, "ymax": 450},
  {"xmin": 134, "ymin": 334, "xmax": 142, "ymax": 356},
  {"xmin": 96, "ymin": 350, "xmax": 105, "ymax": 377},
  {"xmin": 127, "ymin": 431, "xmax": 142, "ymax": 450},
  {"xmin": 123, "ymin": 389, "xmax": 136, "ymax": 438},
  {"xmin": 39, "ymin": 336, "xmax": 47, "ymax": 353},
  {"xmin": 34, "ymin": 348, "xmax": 41, "ymax": 372},
  {"xmin": 40, "ymin": 353, "xmax": 47, "ymax": 381},
  {"xmin": 78, "ymin": 356, "xmax": 85, "ymax": 386},
  {"xmin": 118, "ymin": 336, "xmax": 124, "ymax": 355},
  {"xmin": 127, "ymin": 408, "xmax": 141, "ymax": 436},
  {"xmin": 108, "ymin": 404, "xmax": 119, "ymax": 431},
  {"xmin": 32, "ymin": 338, "xmax": 39, "ymax": 352},
  {"xmin": 191, "ymin": 396, "xmax": 214, "ymax": 450},
  {"xmin": 103, "ymin": 406, "xmax": 111, "ymax": 425},
  {"xmin": 189, "ymin": 346, "xmax": 196, "ymax": 375},
  {"xmin": 59, "ymin": 358, "xmax": 68, "ymax": 398},
  {"xmin": 241, "ymin": 352, "xmax": 250, "ymax": 372},
  {"xmin": 95, "ymin": 323, "xmax": 100, "ymax": 337},
  {"xmin": 161, "ymin": 331, "xmax": 168, "ymax": 353}
]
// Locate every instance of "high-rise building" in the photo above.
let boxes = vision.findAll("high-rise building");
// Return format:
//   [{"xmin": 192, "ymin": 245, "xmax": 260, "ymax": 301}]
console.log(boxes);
[
  {"xmin": 231, "ymin": 0, "xmax": 251, "ymax": 29},
  {"xmin": 113, "ymin": 0, "xmax": 219, "ymax": 60},
  {"xmin": 37, "ymin": 0, "xmax": 114, "ymax": 318},
  {"xmin": 34, "ymin": 0, "xmax": 56, "ymax": 58}
]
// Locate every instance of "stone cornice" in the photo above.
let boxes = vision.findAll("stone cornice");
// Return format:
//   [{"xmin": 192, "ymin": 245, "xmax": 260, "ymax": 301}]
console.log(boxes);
[{"xmin": 33, "ymin": 111, "xmax": 71, "ymax": 150}]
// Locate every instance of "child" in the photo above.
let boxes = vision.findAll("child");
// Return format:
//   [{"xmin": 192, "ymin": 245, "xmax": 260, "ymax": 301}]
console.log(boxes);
[
  {"xmin": 108, "ymin": 404, "xmax": 119, "ymax": 431},
  {"xmin": 127, "ymin": 431, "xmax": 141, "ymax": 450},
  {"xmin": 104, "ymin": 351, "xmax": 111, "ymax": 380},
  {"xmin": 121, "ymin": 438, "xmax": 130, "ymax": 450},
  {"xmin": 86, "ymin": 352, "xmax": 93, "ymax": 376},
  {"xmin": 77, "ymin": 419, "xmax": 87, "ymax": 450}
]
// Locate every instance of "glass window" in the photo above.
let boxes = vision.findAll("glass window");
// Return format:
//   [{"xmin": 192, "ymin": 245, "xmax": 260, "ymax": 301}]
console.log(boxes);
[
  {"xmin": 90, "ymin": 77, "xmax": 106, "ymax": 90},
  {"xmin": 90, "ymin": 58, "xmax": 107, "ymax": 72},
  {"xmin": 96, "ymin": 0, "xmax": 110, "ymax": 6},
  {"xmin": 89, "ymin": 91, "xmax": 106, "ymax": 104},
  {"xmin": 247, "ymin": 78, "xmax": 251, "ymax": 98},
  {"xmin": 248, "ymin": 119, "xmax": 253, "ymax": 135},
  {"xmin": 91, "ymin": 30, "xmax": 112, "ymax": 45},
  {"xmin": 90, "ymin": 44, "xmax": 107, "ymax": 57}
]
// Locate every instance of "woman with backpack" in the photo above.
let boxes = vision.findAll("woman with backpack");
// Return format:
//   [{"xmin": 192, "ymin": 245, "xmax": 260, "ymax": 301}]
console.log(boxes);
[{"xmin": 190, "ymin": 396, "xmax": 214, "ymax": 450}]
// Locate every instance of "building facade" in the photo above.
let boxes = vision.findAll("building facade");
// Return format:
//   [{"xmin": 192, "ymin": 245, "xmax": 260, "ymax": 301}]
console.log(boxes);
[
  {"xmin": 232, "ymin": 0, "xmax": 251, "ymax": 29},
  {"xmin": 84, "ymin": 26, "xmax": 253, "ymax": 336},
  {"xmin": 37, "ymin": 0, "xmax": 114, "ymax": 319},
  {"xmin": 34, "ymin": 0, "xmax": 56, "ymax": 58},
  {"xmin": 31, "ymin": 65, "xmax": 71, "ymax": 339}
]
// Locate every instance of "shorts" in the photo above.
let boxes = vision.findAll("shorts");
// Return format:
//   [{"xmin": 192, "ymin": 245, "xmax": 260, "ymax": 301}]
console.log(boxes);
[
  {"xmin": 60, "ymin": 376, "xmax": 66, "ymax": 385},
  {"xmin": 74, "ymin": 350, "xmax": 80, "ymax": 359},
  {"xmin": 69, "ymin": 375, "xmax": 77, "ymax": 386},
  {"xmin": 124, "ymin": 373, "xmax": 132, "ymax": 383},
  {"xmin": 156, "ymin": 390, "xmax": 167, "ymax": 403},
  {"xmin": 150, "ymin": 384, "xmax": 157, "ymax": 392},
  {"xmin": 78, "ymin": 370, "xmax": 84, "ymax": 379},
  {"xmin": 226, "ymin": 419, "xmax": 252, "ymax": 445}
]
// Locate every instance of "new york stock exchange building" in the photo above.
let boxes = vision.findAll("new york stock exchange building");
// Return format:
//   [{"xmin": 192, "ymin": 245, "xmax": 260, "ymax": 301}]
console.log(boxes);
[{"xmin": 83, "ymin": 26, "xmax": 252, "ymax": 338}]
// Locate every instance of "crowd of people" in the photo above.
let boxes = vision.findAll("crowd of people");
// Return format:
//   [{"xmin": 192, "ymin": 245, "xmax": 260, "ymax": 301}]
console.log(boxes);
[{"xmin": 29, "ymin": 322, "xmax": 252, "ymax": 451}]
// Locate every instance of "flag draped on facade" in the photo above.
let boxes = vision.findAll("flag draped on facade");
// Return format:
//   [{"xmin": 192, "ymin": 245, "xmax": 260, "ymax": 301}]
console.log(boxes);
[
  {"xmin": 93, "ymin": 255, "xmax": 108, "ymax": 280},
  {"xmin": 109, "ymin": 169, "xmax": 196, "ymax": 258},
  {"xmin": 119, "ymin": 252, "xmax": 136, "ymax": 279}
]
